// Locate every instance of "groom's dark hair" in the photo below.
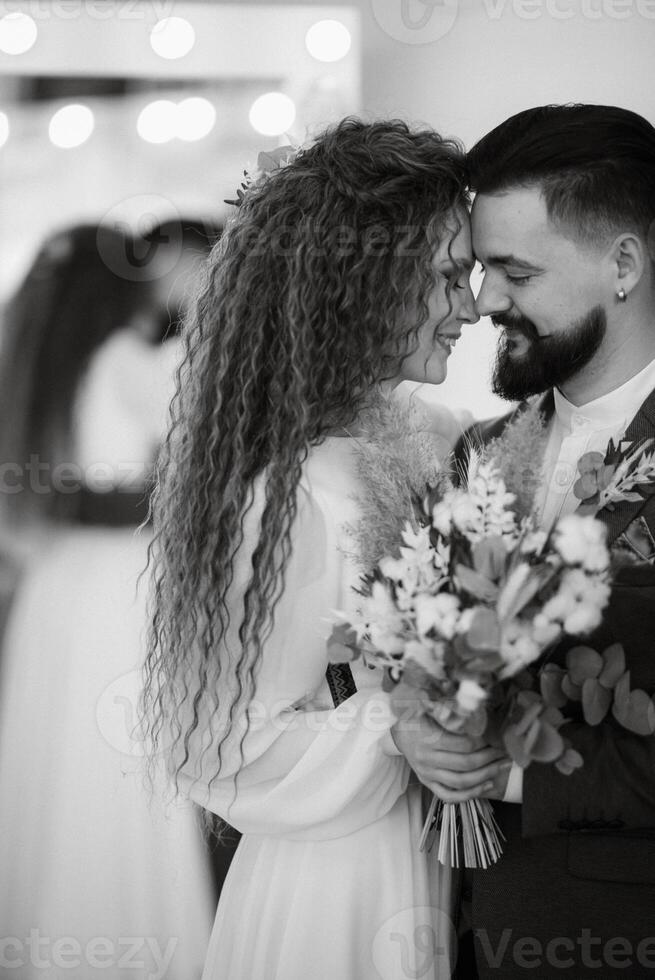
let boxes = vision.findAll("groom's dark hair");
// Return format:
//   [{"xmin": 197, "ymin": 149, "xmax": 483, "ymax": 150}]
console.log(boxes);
[{"xmin": 467, "ymin": 104, "xmax": 655, "ymax": 253}]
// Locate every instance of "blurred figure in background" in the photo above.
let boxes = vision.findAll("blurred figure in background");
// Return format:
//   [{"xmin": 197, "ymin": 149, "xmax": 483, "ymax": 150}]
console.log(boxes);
[{"xmin": 0, "ymin": 221, "xmax": 218, "ymax": 978}]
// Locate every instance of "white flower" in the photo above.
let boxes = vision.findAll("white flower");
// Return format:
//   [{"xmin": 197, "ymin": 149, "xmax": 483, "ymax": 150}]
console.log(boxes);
[
  {"xmin": 455, "ymin": 607, "xmax": 476, "ymax": 635},
  {"xmin": 520, "ymin": 530, "xmax": 548, "ymax": 556},
  {"xmin": 540, "ymin": 590, "xmax": 577, "ymax": 624},
  {"xmin": 532, "ymin": 614, "xmax": 562, "ymax": 647},
  {"xmin": 414, "ymin": 592, "xmax": 461, "ymax": 640},
  {"xmin": 563, "ymin": 605, "xmax": 603, "ymax": 635},
  {"xmin": 451, "ymin": 495, "xmax": 484, "ymax": 536},
  {"xmin": 456, "ymin": 678, "xmax": 488, "ymax": 715},
  {"xmin": 432, "ymin": 498, "xmax": 454, "ymax": 536},
  {"xmin": 379, "ymin": 555, "xmax": 410, "ymax": 583},
  {"xmin": 362, "ymin": 581, "xmax": 405, "ymax": 654},
  {"xmin": 538, "ymin": 569, "xmax": 610, "ymax": 640},
  {"xmin": 400, "ymin": 523, "xmax": 433, "ymax": 556},
  {"xmin": 499, "ymin": 621, "xmax": 541, "ymax": 677},
  {"xmin": 368, "ymin": 623, "xmax": 405, "ymax": 655},
  {"xmin": 564, "ymin": 567, "xmax": 609, "ymax": 602},
  {"xmin": 554, "ymin": 514, "xmax": 609, "ymax": 572},
  {"xmin": 379, "ymin": 523, "xmax": 443, "ymax": 598}
]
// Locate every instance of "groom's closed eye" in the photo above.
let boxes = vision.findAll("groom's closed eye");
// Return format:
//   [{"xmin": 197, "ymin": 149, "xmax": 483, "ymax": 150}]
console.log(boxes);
[{"xmin": 477, "ymin": 257, "xmax": 542, "ymax": 286}]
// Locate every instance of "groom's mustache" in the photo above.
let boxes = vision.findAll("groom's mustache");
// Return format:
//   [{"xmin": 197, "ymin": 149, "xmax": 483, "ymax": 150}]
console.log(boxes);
[{"xmin": 491, "ymin": 313, "xmax": 541, "ymax": 343}]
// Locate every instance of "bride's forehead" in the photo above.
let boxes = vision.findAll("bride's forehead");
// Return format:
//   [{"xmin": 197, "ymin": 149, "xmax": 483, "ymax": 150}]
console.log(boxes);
[{"xmin": 434, "ymin": 218, "xmax": 473, "ymax": 265}]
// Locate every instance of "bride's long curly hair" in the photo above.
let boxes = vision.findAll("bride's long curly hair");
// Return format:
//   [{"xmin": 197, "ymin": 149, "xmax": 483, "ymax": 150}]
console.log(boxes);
[{"xmin": 142, "ymin": 117, "xmax": 468, "ymax": 806}]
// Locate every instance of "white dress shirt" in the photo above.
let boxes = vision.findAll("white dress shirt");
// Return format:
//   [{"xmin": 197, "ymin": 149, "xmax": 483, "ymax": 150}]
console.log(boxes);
[{"xmin": 503, "ymin": 357, "xmax": 655, "ymax": 804}]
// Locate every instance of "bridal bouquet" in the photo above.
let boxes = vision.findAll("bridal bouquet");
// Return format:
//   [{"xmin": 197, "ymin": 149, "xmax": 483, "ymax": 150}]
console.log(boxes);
[{"xmin": 329, "ymin": 399, "xmax": 612, "ymax": 867}]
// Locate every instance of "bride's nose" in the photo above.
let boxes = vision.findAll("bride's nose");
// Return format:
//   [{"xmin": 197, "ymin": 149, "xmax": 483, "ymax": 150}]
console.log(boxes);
[{"xmin": 459, "ymin": 282, "xmax": 479, "ymax": 325}]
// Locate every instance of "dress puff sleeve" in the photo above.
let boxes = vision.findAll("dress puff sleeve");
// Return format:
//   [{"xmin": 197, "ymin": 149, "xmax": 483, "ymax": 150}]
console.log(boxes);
[{"xmin": 169, "ymin": 467, "xmax": 411, "ymax": 842}]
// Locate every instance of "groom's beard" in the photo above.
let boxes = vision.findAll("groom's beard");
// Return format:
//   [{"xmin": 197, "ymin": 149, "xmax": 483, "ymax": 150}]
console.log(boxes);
[{"xmin": 491, "ymin": 305, "xmax": 607, "ymax": 401}]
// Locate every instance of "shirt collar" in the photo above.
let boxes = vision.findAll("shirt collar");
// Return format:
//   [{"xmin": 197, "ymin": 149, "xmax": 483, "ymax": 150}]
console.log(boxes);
[{"xmin": 553, "ymin": 357, "xmax": 655, "ymax": 432}]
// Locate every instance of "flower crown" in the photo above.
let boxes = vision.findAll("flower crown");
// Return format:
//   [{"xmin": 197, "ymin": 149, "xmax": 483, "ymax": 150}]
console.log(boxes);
[{"xmin": 224, "ymin": 144, "xmax": 300, "ymax": 207}]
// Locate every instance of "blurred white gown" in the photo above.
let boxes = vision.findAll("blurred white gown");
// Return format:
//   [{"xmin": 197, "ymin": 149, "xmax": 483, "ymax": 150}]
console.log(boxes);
[
  {"xmin": 0, "ymin": 330, "xmax": 214, "ymax": 979},
  {"xmin": 175, "ymin": 437, "xmax": 455, "ymax": 980}
]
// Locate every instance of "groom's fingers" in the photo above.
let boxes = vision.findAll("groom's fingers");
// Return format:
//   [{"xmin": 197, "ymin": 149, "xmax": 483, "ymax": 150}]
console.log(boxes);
[
  {"xmin": 425, "ymin": 745, "xmax": 507, "ymax": 772},
  {"xmin": 427, "ymin": 781, "xmax": 497, "ymax": 804},
  {"xmin": 427, "ymin": 758, "xmax": 511, "ymax": 793}
]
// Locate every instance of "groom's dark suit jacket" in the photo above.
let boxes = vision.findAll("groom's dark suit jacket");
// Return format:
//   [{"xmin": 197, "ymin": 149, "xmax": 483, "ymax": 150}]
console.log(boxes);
[{"xmin": 455, "ymin": 388, "xmax": 655, "ymax": 980}]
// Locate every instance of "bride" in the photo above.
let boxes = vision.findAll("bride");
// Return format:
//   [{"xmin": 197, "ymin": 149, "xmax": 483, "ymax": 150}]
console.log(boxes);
[{"xmin": 142, "ymin": 117, "xmax": 508, "ymax": 980}]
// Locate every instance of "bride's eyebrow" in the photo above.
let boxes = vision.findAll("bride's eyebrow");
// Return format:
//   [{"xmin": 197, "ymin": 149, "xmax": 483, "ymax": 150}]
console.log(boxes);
[{"xmin": 439, "ymin": 257, "xmax": 474, "ymax": 273}]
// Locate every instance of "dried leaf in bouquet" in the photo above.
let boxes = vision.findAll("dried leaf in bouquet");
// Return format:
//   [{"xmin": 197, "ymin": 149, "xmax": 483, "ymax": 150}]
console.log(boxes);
[{"xmin": 484, "ymin": 402, "xmax": 549, "ymax": 521}]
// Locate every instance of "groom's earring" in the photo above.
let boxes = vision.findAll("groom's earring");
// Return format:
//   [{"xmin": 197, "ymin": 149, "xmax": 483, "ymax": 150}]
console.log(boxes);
[{"xmin": 617, "ymin": 287, "xmax": 627, "ymax": 302}]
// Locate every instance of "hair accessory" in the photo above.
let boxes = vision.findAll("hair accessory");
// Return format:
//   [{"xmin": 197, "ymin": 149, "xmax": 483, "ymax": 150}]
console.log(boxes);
[
  {"xmin": 224, "ymin": 144, "xmax": 300, "ymax": 207},
  {"xmin": 617, "ymin": 287, "xmax": 627, "ymax": 302}
]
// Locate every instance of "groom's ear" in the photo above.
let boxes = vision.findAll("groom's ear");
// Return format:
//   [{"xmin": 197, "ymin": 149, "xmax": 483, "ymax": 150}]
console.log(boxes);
[{"xmin": 610, "ymin": 232, "xmax": 648, "ymax": 294}]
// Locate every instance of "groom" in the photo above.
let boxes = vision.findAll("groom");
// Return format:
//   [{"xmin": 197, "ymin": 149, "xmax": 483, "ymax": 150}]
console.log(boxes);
[{"xmin": 456, "ymin": 104, "xmax": 655, "ymax": 979}]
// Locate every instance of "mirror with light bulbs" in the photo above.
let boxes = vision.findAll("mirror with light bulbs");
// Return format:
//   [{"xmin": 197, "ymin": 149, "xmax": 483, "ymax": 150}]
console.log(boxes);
[{"xmin": 0, "ymin": 3, "xmax": 361, "ymax": 298}]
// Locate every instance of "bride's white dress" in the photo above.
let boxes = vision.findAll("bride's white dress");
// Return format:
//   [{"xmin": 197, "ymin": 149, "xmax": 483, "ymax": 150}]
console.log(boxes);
[{"xmin": 175, "ymin": 437, "xmax": 455, "ymax": 980}]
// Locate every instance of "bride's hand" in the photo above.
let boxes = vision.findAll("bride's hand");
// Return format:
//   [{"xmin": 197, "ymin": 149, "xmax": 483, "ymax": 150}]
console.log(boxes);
[{"xmin": 391, "ymin": 712, "xmax": 512, "ymax": 804}]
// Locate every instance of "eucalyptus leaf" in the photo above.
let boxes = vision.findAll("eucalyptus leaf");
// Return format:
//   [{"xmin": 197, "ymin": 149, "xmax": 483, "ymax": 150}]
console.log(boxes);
[
  {"xmin": 566, "ymin": 646, "xmax": 603, "ymax": 686},
  {"xmin": 598, "ymin": 644, "xmax": 626, "ymax": 690},
  {"xmin": 504, "ymin": 720, "xmax": 539, "ymax": 767},
  {"xmin": 613, "ymin": 688, "xmax": 655, "ymax": 735},
  {"xmin": 555, "ymin": 747, "xmax": 584, "ymax": 775},
  {"xmin": 468, "ymin": 607, "xmax": 502, "ymax": 651},
  {"xmin": 513, "ymin": 700, "xmax": 543, "ymax": 736},
  {"xmin": 561, "ymin": 674, "xmax": 583, "ymax": 702},
  {"xmin": 540, "ymin": 665, "xmax": 568, "ymax": 708},
  {"xmin": 327, "ymin": 623, "xmax": 361, "ymax": 663},
  {"xmin": 472, "ymin": 537, "xmax": 507, "ymax": 582},
  {"xmin": 530, "ymin": 720, "xmax": 565, "ymax": 763},
  {"xmin": 541, "ymin": 705, "xmax": 566, "ymax": 729},
  {"xmin": 581, "ymin": 677, "xmax": 612, "ymax": 725},
  {"xmin": 454, "ymin": 564, "xmax": 499, "ymax": 603},
  {"xmin": 613, "ymin": 671, "xmax": 631, "ymax": 712}
]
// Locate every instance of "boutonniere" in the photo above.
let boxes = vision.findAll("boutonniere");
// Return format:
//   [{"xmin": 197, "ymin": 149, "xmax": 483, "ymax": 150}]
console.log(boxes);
[{"xmin": 573, "ymin": 437, "xmax": 655, "ymax": 516}]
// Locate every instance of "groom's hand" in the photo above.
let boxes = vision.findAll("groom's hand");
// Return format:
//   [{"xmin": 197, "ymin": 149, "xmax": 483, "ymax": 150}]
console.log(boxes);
[{"xmin": 391, "ymin": 712, "xmax": 511, "ymax": 803}]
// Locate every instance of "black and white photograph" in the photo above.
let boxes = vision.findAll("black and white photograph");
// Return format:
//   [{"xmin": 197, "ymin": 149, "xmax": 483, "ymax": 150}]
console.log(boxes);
[{"xmin": 0, "ymin": 1, "xmax": 654, "ymax": 977}]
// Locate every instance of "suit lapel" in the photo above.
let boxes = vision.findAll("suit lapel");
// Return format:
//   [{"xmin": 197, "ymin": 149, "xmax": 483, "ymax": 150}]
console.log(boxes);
[{"xmin": 595, "ymin": 386, "xmax": 655, "ymax": 546}]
